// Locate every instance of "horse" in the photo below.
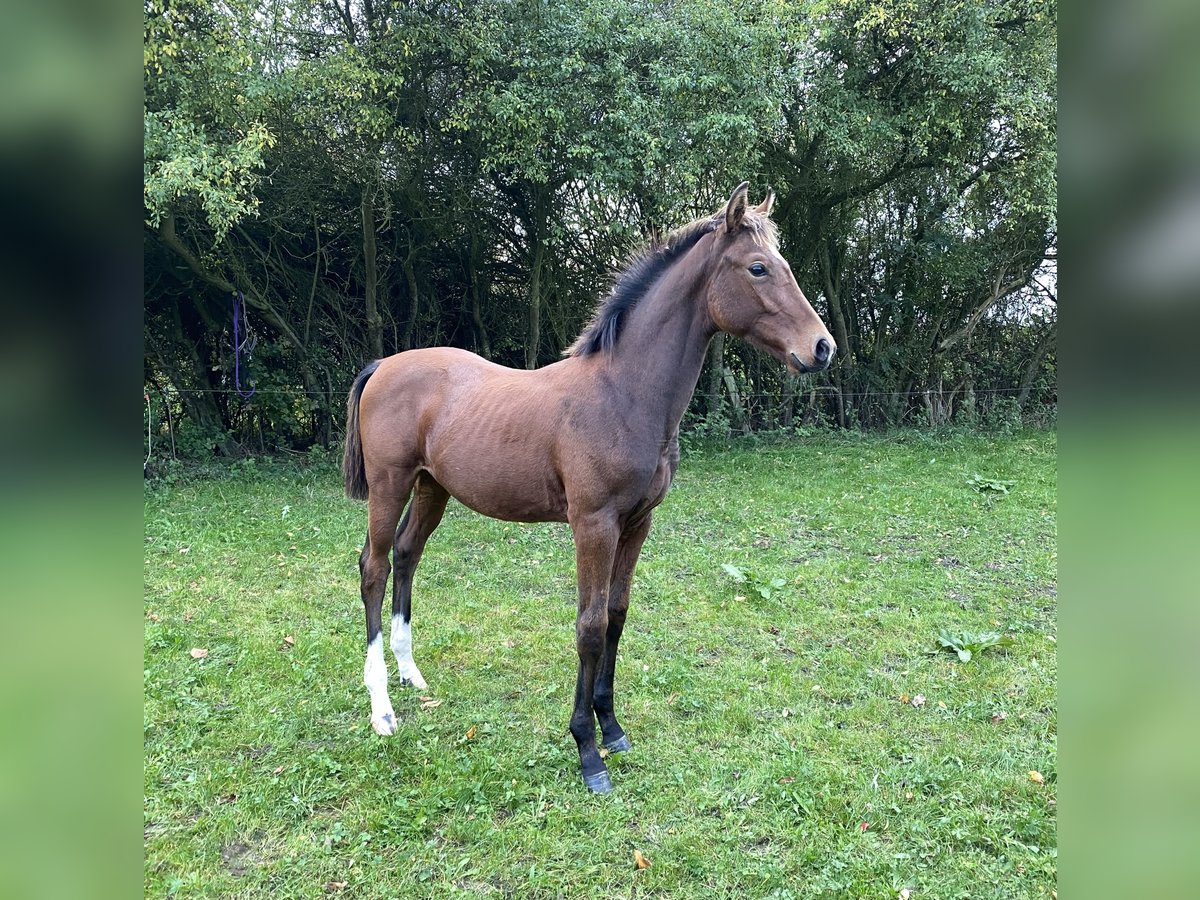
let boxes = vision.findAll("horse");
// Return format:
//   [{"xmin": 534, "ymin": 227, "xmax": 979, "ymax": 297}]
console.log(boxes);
[{"xmin": 341, "ymin": 182, "xmax": 835, "ymax": 793}]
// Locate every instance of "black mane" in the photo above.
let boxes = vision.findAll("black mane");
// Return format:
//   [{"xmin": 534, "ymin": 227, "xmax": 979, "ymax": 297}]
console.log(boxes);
[{"xmin": 568, "ymin": 217, "xmax": 719, "ymax": 357}]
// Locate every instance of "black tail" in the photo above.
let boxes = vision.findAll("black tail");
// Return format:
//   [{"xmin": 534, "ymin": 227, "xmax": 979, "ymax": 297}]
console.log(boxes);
[{"xmin": 342, "ymin": 360, "xmax": 381, "ymax": 500}]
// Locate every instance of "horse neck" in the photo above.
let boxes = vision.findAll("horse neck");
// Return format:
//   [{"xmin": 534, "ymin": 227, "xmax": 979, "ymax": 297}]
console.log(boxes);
[{"xmin": 602, "ymin": 248, "xmax": 717, "ymax": 433}]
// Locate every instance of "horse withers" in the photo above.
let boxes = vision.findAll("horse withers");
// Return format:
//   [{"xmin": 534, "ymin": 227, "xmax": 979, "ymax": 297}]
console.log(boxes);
[{"xmin": 342, "ymin": 182, "xmax": 835, "ymax": 792}]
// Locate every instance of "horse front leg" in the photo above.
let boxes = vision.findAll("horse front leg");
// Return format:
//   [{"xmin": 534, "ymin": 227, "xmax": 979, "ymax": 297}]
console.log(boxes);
[
  {"xmin": 567, "ymin": 511, "xmax": 620, "ymax": 793},
  {"xmin": 593, "ymin": 511, "xmax": 653, "ymax": 754}
]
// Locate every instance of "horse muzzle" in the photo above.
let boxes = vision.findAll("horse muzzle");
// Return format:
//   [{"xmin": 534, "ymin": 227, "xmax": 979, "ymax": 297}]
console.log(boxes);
[{"xmin": 789, "ymin": 337, "xmax": 835, "ymax": 374}]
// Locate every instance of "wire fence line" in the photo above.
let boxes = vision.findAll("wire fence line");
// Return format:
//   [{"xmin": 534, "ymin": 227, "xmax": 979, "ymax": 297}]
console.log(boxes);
[
  {"xmin": 145, "ymin": 383, "xmax": 1049, "ymax": 461},
  {"xmin": 148, "ymin": 385, "xmax": 1036, "ymax": 400}
]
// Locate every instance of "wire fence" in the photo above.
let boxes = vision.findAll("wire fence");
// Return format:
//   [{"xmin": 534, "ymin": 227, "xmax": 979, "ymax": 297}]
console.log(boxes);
[
  {"xmin": 148, "ymin": 385, "xmax": 1035, "ymax": 400},
  {"xmin": 144, "ymin": 381, "xmax": 1052, "ymax": 463}
]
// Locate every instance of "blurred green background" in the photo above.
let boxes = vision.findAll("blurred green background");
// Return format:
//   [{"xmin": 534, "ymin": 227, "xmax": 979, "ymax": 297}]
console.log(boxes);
[{"xmin": 1062, "ymin": 0, "xmax": 1200, "ymax": 897}]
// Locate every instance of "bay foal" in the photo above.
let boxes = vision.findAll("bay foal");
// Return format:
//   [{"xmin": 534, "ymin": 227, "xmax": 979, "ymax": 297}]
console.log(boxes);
[{"xmin": 342, "ymin": 183, "xmax": 835, "ymax": 792}]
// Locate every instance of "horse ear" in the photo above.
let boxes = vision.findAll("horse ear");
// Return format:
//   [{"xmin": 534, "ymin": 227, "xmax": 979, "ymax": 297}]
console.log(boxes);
[
  {"xmin": 725, "ymin": 181, "xmax": 750, "ymax": 232},
  {"xmin": 754, "ymin": 188, "xmax": 776, "ymax": 216}
]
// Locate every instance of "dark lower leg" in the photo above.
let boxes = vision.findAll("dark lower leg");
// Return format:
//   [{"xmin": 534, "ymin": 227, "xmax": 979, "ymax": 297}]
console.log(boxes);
[
  {"xmin": 567, "ymin": 512, "xmax": 620, "ymax": 792},
  {"xmin": 569, "ymin": 639, "xmax": 607, "ymax": 787},
  {"xmin": 592, "ymin": 513, "xmax": 651, "ymax": 752},
  {"xmin": 592, "ymin": 612, "xmax": 628, "ymax": 749}
]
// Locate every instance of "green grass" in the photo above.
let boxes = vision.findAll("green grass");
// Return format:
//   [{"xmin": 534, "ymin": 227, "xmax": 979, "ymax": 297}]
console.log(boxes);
[{"xmin": 144, "ymin": 430, "xmax": 1056, "ymax": 899}]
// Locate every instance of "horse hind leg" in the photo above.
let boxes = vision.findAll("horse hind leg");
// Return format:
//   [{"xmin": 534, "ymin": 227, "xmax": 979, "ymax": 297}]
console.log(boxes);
[
  {"xmin": 360, "ymin": 474, "xmax": 414, "ymax": 736},
  {"xmin": 391, "ymin": 472, "xmax": 450, "ymax": 691}
]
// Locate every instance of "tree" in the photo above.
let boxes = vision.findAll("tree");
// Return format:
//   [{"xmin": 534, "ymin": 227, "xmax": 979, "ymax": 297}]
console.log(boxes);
[{"xmin": 144, "ymin": 0, "xmax": 1057, "ymax": 457}]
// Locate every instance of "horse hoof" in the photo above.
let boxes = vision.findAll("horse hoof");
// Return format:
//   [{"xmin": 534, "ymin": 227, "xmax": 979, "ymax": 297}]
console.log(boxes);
[
  {"xmin": 583, "ymin": 770, "xmax": 614, "ymax": 794},
  {"xmin": 604, "ymin": 734, "xmax": 632, "ymax": 753},
  {"xmin": 370, "ymin": 712, "xmax": 397, "ymax": 736},
  {"xmin": 399, "ymin": 671, "xmax": 428, "ymax": 690}
]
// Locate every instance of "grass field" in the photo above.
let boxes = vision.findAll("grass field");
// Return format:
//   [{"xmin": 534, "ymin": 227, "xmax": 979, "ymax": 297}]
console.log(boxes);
[{"xmin": 144, "ymin": 430, "xmax": 1056, "ymax": 899}]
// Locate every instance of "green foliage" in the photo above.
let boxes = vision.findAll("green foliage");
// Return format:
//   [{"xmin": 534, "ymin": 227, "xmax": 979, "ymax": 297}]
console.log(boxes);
[
  {"xmin": 966, "ymin": 473, "xmax": 1017, "ymax": 495},
  {"xmin": 143, "ymin": 0, "xmax": 276, "ymax": 238},
  {"xmin": 937, "ymin": 629, "xmax": 1015, "ymax": 663},
  {"xmin": 452, "ymin": 0, "xmax": 785, "ymax": 198},
  {"xmin": 143, "ymin": 0, "xmax": 1057, "ymax": 452},
  {"xmin": 721, "ymin": 563, "xmax": 788, "ymax": 601},
  {"xmin": 143, "ymin": 114, "xmax": 275, "ymax": 238},
  {"xmin": 983, "ymin": 396, "xmax": 1026, "ymax": 435}
]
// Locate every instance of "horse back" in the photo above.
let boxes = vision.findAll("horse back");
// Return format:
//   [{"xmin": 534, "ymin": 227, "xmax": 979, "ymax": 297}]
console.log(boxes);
[
  {"xmin": 358, "ymin": 348, "xmax": 572, "ymax": 522},
  {"xmin": 358, "ymin": 347, "xmax": 672, "ymax": 525}
]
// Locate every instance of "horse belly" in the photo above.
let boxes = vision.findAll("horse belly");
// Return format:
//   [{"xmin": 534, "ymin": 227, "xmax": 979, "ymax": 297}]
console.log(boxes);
[{"xmin": 426, "ymin": 450, "xmax": 567, "ymax": 524}]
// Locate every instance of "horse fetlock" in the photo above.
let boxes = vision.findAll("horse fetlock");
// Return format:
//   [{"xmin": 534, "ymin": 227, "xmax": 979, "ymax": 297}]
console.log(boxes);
[
  {"xmin": 364, "ymin": 635, "xmax": 397, "ymax": 735},
  {"xmin": 576, "ymin": 636, "xmax": 606, "ymax": 659},
  {"xmin": 569, "ymin": 712, "xmax": 597, "ymax": 743},
  {"xmin": 390, "ymin": 615, "xmax": 426, "ymax": 689}
]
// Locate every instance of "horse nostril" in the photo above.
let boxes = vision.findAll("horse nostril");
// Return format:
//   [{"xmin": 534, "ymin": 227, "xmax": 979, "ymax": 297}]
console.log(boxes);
[{"xmin": 815, "ymin": 337, "xmax": 832, "ymax": 364}]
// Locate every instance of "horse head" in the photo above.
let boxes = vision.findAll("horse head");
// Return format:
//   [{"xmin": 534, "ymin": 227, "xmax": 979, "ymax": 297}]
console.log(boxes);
[{"xmin": 705, "ymin": 181, "xmax": 836, "ymax": 374}]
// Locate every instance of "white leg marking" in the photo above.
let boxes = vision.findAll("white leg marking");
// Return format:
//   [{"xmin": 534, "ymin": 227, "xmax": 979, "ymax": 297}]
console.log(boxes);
[
  {"xmin": 390, "ymin": 614, "xmax": 427, "ymax": 690},
  {"xmin": 364, "ymin": 635, "xmax": 397, "ymax": 735}
]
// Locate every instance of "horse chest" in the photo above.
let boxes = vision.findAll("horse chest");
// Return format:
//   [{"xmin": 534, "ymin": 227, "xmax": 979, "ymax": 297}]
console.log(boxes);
[{"xmin": 627, "ymin": 440, "xmax": 679, "ymax": 520}]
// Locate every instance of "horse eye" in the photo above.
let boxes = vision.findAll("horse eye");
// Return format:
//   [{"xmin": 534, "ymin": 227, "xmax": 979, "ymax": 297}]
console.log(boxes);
[{"xmin": 748, "ymin": 263, "xmax": 768, "ymax": 277}]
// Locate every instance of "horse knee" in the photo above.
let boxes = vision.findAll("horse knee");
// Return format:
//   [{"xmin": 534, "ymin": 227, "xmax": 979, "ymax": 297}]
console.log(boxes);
[
  {"xmin": 575, "ymin": 609, "xmax": 608, "ymax": 657},
  {"xmin": 360, "ymin": 554, "xmax": 391, "ymax": 597}
]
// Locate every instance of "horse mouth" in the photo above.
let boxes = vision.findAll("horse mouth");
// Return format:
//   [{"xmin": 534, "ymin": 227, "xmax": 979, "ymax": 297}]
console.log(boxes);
[{"xmin": 788, "ymin": 351, "xmax": 823, "ymax": 374}]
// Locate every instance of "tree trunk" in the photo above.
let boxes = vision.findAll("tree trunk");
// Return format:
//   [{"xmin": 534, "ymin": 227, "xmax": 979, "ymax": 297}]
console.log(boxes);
[
  {"xmin": 361, "ymin": 190, "xmax": 384, "ymax": 359},
  {"xmin": 834, "ymin": 384, "xmax": 847, "ymax": 429},
  {"xmin": 526, "ymin": 235, "xmax": 544, "ymax": 369},
  {"xmin": 158, "ymin": 213, "xmax": 324, "ymax": 447},
  {"xmin": 522, "ymin": 185, "xmax": 552, "ymax": 369},
  {"xmin": 818, "ymin": 241, "xmax": 852, "ymax": 360},
  {"xmin": 324, "ymin": 368, "xmax": 334, "ymax": 447},
  {"xmin": 160, "ymin": 301, "xmax": 240, "ymax": 456},
  {"xmin": 401, "ymin": 254, "xmax": 420, "ymax": 351},
  {"xmin": 938, "ymin": 269, "xmax": 1031, "ymax": 354},
  {"xmin": 158, "ymin": 215, "xmax": 304, "ymax": 351},
  {"xmin": 924, "ymin": 376, "xmax": 947, "ymax": 427},
  {"xmin": 1018, "ymin": 322, "xmax": 1056, "ymax": 408},
  {"xmin": 299, "ymin": 367, "xmax": 326, "ymax": 449},
  {"xmin": 468, "ymin": 230, "xmax": 491, "ymax": 357},
  {"xmin": 146, "ymin": 373, "xmax": 177, "ymax": 459},
  {"xmin": 723, "ymin": 369, "xmax": 748, "ymax": 434},
  {"xmin": 780, "ymin": 373, "xmax": 796, "ymax": 429},
  {"xmin": 818, "ymin": 240, "xmax": 851, "ymax": 429},
  {"xmin": 706, "ymin": 332, "xmax": 725, "ymax": 418}
]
